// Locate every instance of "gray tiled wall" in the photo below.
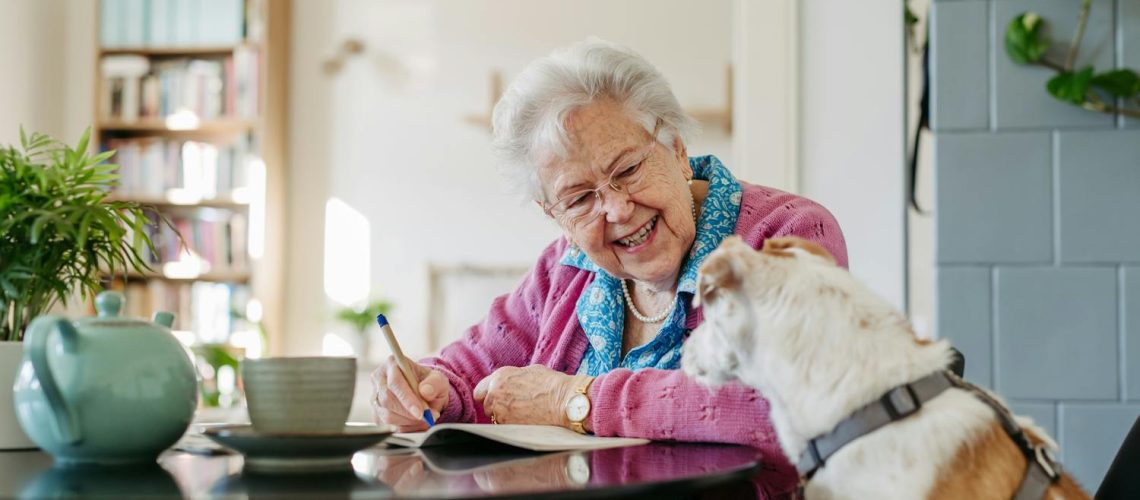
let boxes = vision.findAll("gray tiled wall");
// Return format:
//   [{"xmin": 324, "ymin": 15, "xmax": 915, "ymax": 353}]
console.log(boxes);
[{"xmin": 932, "ymin": 0, "xmax": 1140, "ymax": 491}]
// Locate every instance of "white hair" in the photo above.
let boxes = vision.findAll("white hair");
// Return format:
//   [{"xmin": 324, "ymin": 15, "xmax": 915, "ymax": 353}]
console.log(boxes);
[{"xmin": 491, "ymin": 38, "xmax": 698, "ymax": 202}]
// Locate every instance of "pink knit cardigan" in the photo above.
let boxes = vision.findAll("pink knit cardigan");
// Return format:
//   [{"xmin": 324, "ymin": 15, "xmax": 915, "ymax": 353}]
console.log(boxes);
[{"xmin": 422, "ymin": 181, "xmax": 847, "ymax": 463}]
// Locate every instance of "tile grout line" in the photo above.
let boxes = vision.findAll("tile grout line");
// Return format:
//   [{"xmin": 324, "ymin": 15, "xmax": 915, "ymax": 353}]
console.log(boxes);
[
  {"xmin": 991, "ymin": 265, "xmax": 999, "ymax": 391},
  {"xmin": 1120, "ymin": 266, "xmax": 1126, "ymax": 401},
  {"xmin": 988, "ymin": 0, "xmax": 996, "ymax": 132},
  {"xmin": 1116, "ymin": 0, "xmax": 1125, "ymax": 129},
  {"xmin": 1052, "ymin": 130, "xmax": 1061, "ymax": 266},
  {"xmin": 1055, "ymin": 400, "xmax": 1064, "ymax": 457}
]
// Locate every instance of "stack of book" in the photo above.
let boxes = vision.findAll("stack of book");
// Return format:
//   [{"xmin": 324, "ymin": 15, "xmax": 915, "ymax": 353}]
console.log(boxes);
[
  {"xmin": 100, "ymin": 0, "xmax": 251, "ymax": 48},
  {"xmin": 105, "ymin": 135, "xmax": 254, "ymax": 200},
  {"xmin": 101, "ymin": 50, "xmax": 259, "ymax": 123},
  {"xmin": 117, "ymin": 280, "xmax": 252, "ymax": 342},
  {"xmin": 126, "ymin": 210, "xmax": 249, "ymax": 275}
]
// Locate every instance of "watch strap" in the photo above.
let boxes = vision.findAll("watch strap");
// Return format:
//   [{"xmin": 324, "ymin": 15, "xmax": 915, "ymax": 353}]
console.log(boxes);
[
  {"xmin": 576, "ymin": 376, "xmax": 594, "ymax": 395},
  {"xmin": 568, "ymin": 377, "xmax": 595, "ymax": 434}
]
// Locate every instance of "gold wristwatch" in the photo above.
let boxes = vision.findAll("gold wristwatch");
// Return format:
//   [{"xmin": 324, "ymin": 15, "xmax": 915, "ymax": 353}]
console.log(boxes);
[{"xmin": 565, "ymin": 377, "xmax": 594, "ymax": 434}]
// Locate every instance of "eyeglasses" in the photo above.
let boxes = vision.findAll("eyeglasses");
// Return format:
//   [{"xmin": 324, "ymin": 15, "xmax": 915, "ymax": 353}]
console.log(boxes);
[{"xmin": 542, "ymin": 121, "xmax": 663, "ymax": 227}]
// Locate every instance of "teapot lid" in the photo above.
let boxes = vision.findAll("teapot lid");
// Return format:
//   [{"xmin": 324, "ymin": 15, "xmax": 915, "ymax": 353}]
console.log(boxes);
[{"xmin": 75, "ymin": 291, "xmax": 175, "ymax": 329}]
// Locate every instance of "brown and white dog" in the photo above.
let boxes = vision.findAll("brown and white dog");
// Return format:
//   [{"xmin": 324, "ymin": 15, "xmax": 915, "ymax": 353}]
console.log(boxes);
[{"xmin": 681, "ymin": 236, "xmax": 1088, "ymax": 500}]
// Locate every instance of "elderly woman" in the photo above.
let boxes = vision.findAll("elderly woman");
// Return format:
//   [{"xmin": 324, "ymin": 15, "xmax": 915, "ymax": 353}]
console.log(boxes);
[{"xmin": 371, "ymin": 39, "xmax": 846, "ymax": 476}]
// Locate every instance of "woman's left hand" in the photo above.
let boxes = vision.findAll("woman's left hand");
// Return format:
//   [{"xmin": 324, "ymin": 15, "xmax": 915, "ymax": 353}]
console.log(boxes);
[{"xmin": 473, "ymin": 365, "xmax": 589, "ymax": 428}]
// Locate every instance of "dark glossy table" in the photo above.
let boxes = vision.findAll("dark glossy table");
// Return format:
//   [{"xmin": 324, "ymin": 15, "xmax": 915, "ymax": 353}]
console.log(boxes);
[{"xmin": 0, "ymin": 441, "xmax": 788, "ymax": 499}]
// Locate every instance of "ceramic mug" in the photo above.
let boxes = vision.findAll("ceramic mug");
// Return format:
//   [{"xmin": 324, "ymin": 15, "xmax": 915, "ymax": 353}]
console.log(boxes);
[{"xmin": 241, "ymin": 357, "xmax": 356, "ymax": 434}]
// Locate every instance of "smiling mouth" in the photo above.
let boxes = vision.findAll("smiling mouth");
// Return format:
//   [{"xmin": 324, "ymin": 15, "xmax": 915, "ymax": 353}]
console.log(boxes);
[{"xmin": 616, "ymin": 215, "xmax": 658, "ymax": 247}]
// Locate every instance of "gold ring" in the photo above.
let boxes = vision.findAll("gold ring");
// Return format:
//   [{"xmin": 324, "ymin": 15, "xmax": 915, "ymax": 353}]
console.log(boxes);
[{"xmin": 490, "ymin": 413, "xmax": 498, "ymax": 425}]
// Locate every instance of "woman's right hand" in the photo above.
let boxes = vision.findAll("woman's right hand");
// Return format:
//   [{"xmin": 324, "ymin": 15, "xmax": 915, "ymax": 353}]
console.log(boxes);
[{"xmin": 370, "ymin": 356, "xmax": 449, "ymax": 432}]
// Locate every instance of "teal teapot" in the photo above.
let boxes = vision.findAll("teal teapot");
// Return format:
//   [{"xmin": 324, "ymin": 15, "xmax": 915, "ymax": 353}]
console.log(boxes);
[{"xmin": 12, "ymin": 291, "xmax": 197, "ymax": 465}]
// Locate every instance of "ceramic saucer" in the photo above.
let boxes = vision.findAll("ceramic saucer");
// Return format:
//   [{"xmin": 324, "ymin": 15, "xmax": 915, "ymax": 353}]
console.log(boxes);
[{"xmin": 203, "ymin": 424, "xmax": 394, "ymax": 473}]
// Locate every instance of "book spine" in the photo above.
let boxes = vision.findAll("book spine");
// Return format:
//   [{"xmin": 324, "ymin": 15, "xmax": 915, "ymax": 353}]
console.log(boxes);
[
  {"xmin": 122, "ymin": 0, "xmax": 148, "ymax": 46},
  {"xmin": 148, "ymin": 0, "xmax": 173, "ymax": 47},
  {"xmin": 100, "ymin": 0, "xmax": 123, "ymax": 48},
  {"xmin": 171, "ymin": 0, "xmax": 199, "ymax": 46}
]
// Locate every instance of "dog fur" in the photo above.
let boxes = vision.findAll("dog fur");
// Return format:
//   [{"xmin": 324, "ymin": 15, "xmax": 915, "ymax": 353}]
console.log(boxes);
[{"xmin": 681, "ymin": 236, "xmax": 1088, "ymax": 500}]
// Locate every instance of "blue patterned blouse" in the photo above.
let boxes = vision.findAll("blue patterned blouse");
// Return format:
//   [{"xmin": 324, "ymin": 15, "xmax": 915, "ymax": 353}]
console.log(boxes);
[{"xmin": 560, "ymin": 155, "xmax": 743, "ymax": 377}]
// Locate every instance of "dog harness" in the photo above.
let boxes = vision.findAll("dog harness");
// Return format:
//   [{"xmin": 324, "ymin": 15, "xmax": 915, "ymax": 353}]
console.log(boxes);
[{"xmin": 795, "ymin": 370, "xmax": 1062, "ymax": 499}]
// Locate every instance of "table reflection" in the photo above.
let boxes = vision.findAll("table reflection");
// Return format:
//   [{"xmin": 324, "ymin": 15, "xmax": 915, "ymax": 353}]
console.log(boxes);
[
  {"xmin": 356, "ymin": 442, "xmax": 767, "ymax": 498},
  {"xmin": 210, "ymin": 467, "xmax": 392, "ymax": 499},
  {"xmin": 20, "ymin": 463, "xmax": 184, "ymax": 498},
  {"xmin": 2, "ymin": 441, "xmax": 773, "ymax": 499}
]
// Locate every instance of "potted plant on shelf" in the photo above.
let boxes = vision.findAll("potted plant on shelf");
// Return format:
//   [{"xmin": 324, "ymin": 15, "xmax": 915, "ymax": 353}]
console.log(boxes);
[{"xmin": 0, "ymin": 128, "xmax": 162, "ymax": 449}]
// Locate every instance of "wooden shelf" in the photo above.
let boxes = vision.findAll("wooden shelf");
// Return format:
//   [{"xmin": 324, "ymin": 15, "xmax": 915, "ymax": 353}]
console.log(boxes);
[
  {"xmin": 98, "ymin": 119, "xmax": 257, "ymax": 135},
  {"xmin": 102, "ymin": 269, "xmax": 252, "ymax": 284},
  {"xmin": 104, "ymin": 195, "xmax": 250, "ymax": 210},
  {"xmin": 99, "ymin": 45, "xmax": 250, "ymax": 57}
]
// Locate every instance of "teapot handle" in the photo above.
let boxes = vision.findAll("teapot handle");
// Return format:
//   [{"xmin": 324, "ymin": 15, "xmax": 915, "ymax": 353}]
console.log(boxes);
[{"xmin": 24, "ymin": 315, "xmax": 82, "ymax": 445}]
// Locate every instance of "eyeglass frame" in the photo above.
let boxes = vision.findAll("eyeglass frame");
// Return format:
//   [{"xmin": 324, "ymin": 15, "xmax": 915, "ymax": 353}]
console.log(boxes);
[{"xmin": 539, "ymin": 119, "xmax": 665, "ymax": 224}]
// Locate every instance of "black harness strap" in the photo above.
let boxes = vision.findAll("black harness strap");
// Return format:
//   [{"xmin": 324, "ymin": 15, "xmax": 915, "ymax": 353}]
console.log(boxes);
[
  {"xmin": 949, "ymin": 374, "xmax": 1062, "ymax": 500},
  {"xmin": 795, "ymin": 371, "xmax": 955, "ymax": 478},
  {"xmin": 795, "ymin": 371, "xmax": 1061, "ymax": 499}
]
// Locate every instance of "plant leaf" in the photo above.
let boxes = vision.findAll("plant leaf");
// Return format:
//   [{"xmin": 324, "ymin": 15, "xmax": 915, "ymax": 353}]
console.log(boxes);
[
  {"xmin": 75, "ymin": 127, "xmax": 91, "ymax": 155},
  {"xmin": 1047, "ymin": 67, "xmax": 1095, "ymax": 105},
  {"xmin": 91, "ymin": 152, "xmax": 117, "ymax": 166},
  {"xmin": 77, "ymin": 212, "xmax": 91, "ymax": 249},
  {"xmin": 1090, "ymin": 69, "xmax": 1140, "ymax": 98},
  {"xmin": 30, "ymin": 213, "xmax": 53, "ymax": 245},
  {"xmin": 0, "ymin": 278, "xmax": 17, "ymax": 299},
  {"xmin": 1006, "ymin": 12, "xmax": 1050, "ymax": 65}
]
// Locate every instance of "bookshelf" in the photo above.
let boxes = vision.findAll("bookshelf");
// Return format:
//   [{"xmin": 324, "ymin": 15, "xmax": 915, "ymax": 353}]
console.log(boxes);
[
  {"xmin": 97, "ymin": 119, "xmax": 257, "ymax": 134},
  {"xmin": 100, "ymin": 46, "xmax": 250, "ymax": 57},
  {"xmin": 95, "ymin": 0, "xmax": 288, "ymax": 356}
]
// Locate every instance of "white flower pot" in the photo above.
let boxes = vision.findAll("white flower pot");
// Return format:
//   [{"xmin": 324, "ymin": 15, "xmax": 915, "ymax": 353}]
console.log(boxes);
[{"xmin": 0, "ymin": 341, "xmax": 36, "ymax": 450}]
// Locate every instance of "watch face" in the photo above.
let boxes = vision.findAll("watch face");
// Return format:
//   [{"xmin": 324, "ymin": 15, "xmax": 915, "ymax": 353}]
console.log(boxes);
[{"xmin": 566, "ymin": 393, "xmax": 590, "ymax": 422}]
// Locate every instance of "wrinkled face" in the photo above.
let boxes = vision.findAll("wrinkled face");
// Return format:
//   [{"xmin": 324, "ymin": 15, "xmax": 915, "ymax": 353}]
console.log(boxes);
[
  {"xmin": 681, "ymin": 236, "xmax": 840, "ymax": 387},
  {"xmin": 538, "ymin": 100, "xmax": 695, "ymax": 287}
]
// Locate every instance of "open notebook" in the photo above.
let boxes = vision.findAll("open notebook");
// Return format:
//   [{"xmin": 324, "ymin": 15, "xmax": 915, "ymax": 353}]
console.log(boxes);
[{"xmin": 385, "ymin": 424, "xmax": 648, "ymax": 452}]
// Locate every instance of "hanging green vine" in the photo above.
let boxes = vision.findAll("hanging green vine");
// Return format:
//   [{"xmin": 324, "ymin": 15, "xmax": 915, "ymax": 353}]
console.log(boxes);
[{"xmin": 1005, "ymin": 0, "xmax": 1140, "ymax": 118}]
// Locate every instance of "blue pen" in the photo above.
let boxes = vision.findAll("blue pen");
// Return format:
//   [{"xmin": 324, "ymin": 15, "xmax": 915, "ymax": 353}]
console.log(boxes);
[{"xmin": 376, "ymin": 314, "xmax": 436, "ymax": 427}]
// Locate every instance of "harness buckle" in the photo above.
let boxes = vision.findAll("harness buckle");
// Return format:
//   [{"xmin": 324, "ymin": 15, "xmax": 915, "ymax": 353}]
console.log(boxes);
[
  {"xmin": 881, "ymin": 383, "xmax": 922, "ymax": 420},
  {"xmin": 1034, "ymin": 445, "xmax": 1061, "ymax": 482},
  {"xmin": 807, "ymin": 439, "xmax": 824, "ymax": 469}
]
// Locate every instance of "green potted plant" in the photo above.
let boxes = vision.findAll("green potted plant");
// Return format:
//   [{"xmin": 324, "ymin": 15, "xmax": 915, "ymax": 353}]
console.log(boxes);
[
  {"xmin": 0, "ymin": 128, "xmax": 162, "ymax": 449},
  {"xmin": 333, "ymin": 299, "xmax": 394, "ymax": 368}
]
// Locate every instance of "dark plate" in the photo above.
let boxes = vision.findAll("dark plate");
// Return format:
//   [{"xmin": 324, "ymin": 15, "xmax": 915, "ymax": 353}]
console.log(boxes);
[{"xmin": 203, "ymin": 424, "xmax": 394, "ymax": 473}]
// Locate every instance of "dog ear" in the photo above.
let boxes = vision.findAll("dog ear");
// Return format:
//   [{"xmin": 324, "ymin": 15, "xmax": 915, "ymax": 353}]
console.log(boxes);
[
  {"xmin": 694, "ymin": 237, "xmax": 748, "ymax": 307},
  {"xmin": 761, "ymin": 236, "xmax": 836, "ymax": 265}
]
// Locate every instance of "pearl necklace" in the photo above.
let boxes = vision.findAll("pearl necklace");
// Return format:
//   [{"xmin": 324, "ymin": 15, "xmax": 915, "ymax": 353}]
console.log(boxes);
[
  {"xmin": 621, "ymin": 278, "xmax": 672, "ymax": 323},
  {"xmin": 621, "ymin": 190, "xmax": 698, "ymax": 324}
]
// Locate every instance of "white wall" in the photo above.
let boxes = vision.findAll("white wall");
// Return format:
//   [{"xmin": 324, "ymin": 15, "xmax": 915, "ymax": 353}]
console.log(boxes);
[
  {"xmin": 287, "ymin": 0, "xmax": 736, "ymax": 357},
  {"xmin": 285, "ymin": 0, "xmax": 337, "ymax": 357},
  {"xmin": 907, "ymin": 0, "xmax": 934, "ymax": 336},
  {"xmin": 732, "ymin": 0, "xmax": 799, "ymax": 192},
  {"xmin": 797, "ymin": 0, "xmax": 907, "ymax": 310},
  {"xmin": 0, "ymin": 0, "xmax": 66, "ymax": 143},
  {"xmin": 62, "ymin": 1, "xmax": 98, "ymax": 149},
  {"xmin": 0, "ymin": 0, "xmax": 95, "ymax": 147}
]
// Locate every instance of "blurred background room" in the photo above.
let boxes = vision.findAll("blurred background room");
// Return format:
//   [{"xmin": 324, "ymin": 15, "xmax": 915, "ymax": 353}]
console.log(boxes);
[{"xmin": 0, "ymin": 0, "xmax": 1137, "ymax": 491}]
